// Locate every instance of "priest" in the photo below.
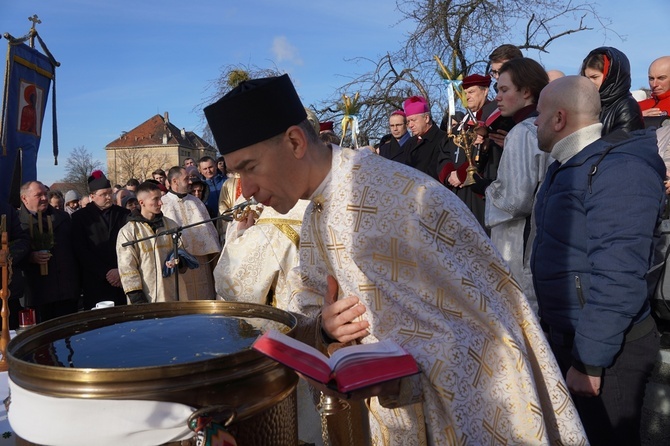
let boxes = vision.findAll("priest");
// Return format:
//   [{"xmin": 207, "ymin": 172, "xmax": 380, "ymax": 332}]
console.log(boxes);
[
  {"xmin": 204, "ymin": 74, "xmax": 587, "ymax": 445},
  {"xmin": 161, "ymin": 166, "xmax": 221, "ymax": 300}
]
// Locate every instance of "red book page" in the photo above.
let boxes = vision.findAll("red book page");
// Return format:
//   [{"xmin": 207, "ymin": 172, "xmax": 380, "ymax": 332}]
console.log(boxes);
[
  {"xmin": 252, "ymin": 331, "xmax": 332, "ymax": 383},
  {"xmin": 334, "ymin": 355, "xmax": 419, "ymax": 393}
]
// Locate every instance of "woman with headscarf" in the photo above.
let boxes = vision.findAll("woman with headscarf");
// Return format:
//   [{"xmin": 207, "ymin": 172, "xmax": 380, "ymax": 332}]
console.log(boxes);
[{"xmin": 580, "ymin": 46, "xmax": 644, "ymax": 135}]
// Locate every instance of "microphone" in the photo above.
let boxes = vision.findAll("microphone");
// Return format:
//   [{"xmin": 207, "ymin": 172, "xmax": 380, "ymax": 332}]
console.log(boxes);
[
  {"xmin": 228, "ymin": 197, "xmax": 258, "ymax": 213},
  {"xmin": 220, "ymin": 197, "xmax": 260, "ymax": 222}
]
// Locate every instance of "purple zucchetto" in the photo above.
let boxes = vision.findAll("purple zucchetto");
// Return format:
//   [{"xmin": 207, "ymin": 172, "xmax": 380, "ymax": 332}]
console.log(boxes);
[{"xmin": 403, "ymin": 96, "xmax": 430, "ymax": 117}]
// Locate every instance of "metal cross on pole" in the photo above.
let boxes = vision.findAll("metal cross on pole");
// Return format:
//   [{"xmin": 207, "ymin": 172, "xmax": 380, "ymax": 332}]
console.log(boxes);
[{"xmin": 27, "ymin": 14, "xmax": 41, "ymax": 48}]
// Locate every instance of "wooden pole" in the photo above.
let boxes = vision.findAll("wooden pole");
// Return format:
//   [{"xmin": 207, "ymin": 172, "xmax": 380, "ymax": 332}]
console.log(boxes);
[{"xmin": 0, "ymin": 231, "xmax": 11, "ymax": 372}]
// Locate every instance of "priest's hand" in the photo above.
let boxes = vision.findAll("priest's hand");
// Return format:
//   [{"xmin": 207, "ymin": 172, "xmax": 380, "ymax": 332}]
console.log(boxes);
[
  {"xmin": 237, "ymin": 210, "xmax": 257, "ymax": 231},
  {"xmin": 566, "ymin": 366, "xmax": 601, "ymax": 397},
  {"xmin": 321, "ymin": 275, "xmax": 370, "ymax": 344}
]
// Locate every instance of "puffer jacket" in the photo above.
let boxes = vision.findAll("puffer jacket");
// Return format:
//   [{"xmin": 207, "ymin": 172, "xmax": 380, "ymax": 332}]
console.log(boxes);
[
  {"xmin": 585, "ymin": 46, "xmax": 644, "ymax": 135},
  {"xmin": 531, "ymin": 129, "xmax": 665, "ymax": 371}
]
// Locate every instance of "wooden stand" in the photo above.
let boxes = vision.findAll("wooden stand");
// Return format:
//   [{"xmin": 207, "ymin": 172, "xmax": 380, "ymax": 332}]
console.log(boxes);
[{"xmin": 0, "ymin": 231, "xmax": 11, "ymax": 372}]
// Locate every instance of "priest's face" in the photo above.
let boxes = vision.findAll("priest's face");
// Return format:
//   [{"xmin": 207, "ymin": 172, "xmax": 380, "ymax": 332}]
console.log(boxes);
[
  {"xmin": 172, "ymin": 169, "xmax": 191, "ymax": 194},
  {"xmin": 91, "ymin": 188, "xmax": 113, "ymax": 210},
  {"xmin": 465, "ymin": 86, "xmax": 488, "ymax": 112},
  {"xmin": 224, "ymin": 133, "xmax": 303, "ymax": 214},
  {"xmin": 389, "ymin": 115, "xmax": 407, "ymax": 139},
  {"xmin": 406, "ymin": 112, "xmax": 431, "ymax": 137}
]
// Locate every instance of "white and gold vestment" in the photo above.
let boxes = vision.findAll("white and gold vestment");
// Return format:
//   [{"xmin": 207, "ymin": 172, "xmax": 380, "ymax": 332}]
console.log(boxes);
[
  {"xmin": 116, "ymin": 216, "xmax": 187, "ymax": 303},
  {"xmin": 288, "ymin": 146, "xmax": 587, "ymax": 445},
  {"xmin": 215, "ymin": 200, "xmax": 308, "ymax": 307},
  {"xmin": 161, "ymin": 192, "xmax": 221, "ymax": 300}
]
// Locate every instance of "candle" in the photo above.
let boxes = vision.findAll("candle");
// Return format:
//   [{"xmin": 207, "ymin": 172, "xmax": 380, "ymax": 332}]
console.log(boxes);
[
  {"xmin": 37, "ymin": 210, "xmax": 43, "ymax": 235},
  {"xmin": 47, "ymin": 215, "xmax": 53, "ymax": 235},
  {"xmin": 28, "ymin": 215, "xmax": 33, "ymax": 238}
]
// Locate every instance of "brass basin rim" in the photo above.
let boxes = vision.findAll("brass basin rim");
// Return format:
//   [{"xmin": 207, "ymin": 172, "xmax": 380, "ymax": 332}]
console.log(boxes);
[{"xmin": 7, "ymin": 301, "xmax": 297, "ymax": 378}]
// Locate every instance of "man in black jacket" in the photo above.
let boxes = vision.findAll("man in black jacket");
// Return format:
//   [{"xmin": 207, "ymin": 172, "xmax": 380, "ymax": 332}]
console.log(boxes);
[
  {"xmin": 378, "ymin": 110, "xmax": 410, "ymax": 163},
  {"xmin": 0, "ymin": 200, "xmax": 30, "ymax": 328},
  {"xmin": 71, "ymin": 171, "xmax": 130, "ymax": 309},
  {"xmin": 402, "ymin": 95, "xmax": 448, "ymax": 181},
  {"xmin": 19, "ymin": 181, "xmax": 80, "ymax": 322}
]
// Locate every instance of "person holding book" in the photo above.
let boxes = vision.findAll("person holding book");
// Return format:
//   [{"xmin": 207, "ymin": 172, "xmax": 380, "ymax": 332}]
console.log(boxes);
[{"xmin": 204, "ymin": 74, "xmax": 587, "ymax": 445}]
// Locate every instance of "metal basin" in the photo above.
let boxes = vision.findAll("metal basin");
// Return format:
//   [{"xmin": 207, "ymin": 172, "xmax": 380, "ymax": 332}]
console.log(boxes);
[{"xmin": 7, "ymin": 301, "xmax": 299, "ymax": 445}]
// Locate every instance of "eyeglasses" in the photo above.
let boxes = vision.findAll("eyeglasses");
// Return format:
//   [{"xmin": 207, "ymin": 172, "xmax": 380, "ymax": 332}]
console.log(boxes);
[{"xmin": 489, "ymin": 69, "xmax": 500, "ymax": 77}]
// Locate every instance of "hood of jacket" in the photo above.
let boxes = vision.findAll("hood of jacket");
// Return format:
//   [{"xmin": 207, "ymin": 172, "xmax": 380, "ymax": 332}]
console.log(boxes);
[
  {"xmin": 127, "ymin": 209, "xmax": 165, "ymax": 232},
  {"xmin": 586, "ymin": 47, "xmax": 633, "ymax": 108}
]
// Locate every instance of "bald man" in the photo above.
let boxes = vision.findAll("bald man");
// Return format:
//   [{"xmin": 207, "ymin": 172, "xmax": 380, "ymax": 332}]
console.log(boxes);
[
  {"xmin": 640, "ymin": 56, "xmax": 670, "ymax": 117},
  {"xmin": 546, "ymin": 69, "xmax": 565, "ymax": 82},
  {"xmin": 532, "ymin": 76, "xmax": 663, "ymax": 446}
]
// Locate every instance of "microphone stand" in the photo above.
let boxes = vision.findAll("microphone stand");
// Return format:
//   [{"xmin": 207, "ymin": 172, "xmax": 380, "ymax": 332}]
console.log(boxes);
[{"xmin": 121, "ymin": 199, "xmax": 256, "ymax": 302}]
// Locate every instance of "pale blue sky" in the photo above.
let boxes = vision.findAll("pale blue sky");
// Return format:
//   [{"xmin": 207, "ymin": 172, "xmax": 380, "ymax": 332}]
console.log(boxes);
[{"xmin": 0, "ymin": 0, "xmax": 664, "ymax": 186}]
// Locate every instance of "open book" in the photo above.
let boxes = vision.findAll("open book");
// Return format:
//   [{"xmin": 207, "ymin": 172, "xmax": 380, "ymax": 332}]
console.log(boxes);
[{"xmin": 252, "ymin": 329, "xmax": 419, "ymax": 394}]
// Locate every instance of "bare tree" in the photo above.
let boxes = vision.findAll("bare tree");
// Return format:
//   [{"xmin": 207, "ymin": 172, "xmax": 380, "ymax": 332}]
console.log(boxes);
[
  {"xmin": 318, "ymin": 0, "xmax": 612, "ymax": 143},
  {"xmin": 107, "ymin": 149, "xmax": 172, "ymax": 185},
  {"xmin": 202, "ymin": 3, "xmax": 611, "ymax": 147},
  {"xmin": 60, "ymin": 146, "xmax": 103, "ymax": 194},
  {"xmin": 197, "ymin": 64, "xmax": 285, "ymax": 146}
]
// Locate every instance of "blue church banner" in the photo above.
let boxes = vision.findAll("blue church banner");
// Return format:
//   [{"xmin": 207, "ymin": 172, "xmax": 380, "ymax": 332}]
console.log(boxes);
[{"xmin": 0, "ymin": 42, "xmax": 54, "ymax": 205}]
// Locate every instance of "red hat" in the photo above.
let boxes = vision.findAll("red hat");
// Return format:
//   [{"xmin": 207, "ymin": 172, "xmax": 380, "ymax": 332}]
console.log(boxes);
[
  {"xmin": 403, "ymin": 96, "xmax": 429, "ymax": 116},
  {"xmin": 462, "ymin": 74, "xmax": 491, "ymax": 89},
  {"xmin": 319, "ymin": 121, "xmax": 334, "ymax": 132},
  {"xmin": 390, "ymin": 110, "xmax": 406, "ymax": 117}
]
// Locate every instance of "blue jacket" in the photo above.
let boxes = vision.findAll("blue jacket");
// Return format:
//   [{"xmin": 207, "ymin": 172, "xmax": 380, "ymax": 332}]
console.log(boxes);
[
  {"xmin": 203, "ymin": 173, "xmax": 225, "ymax": 218},
  {"xmin": 531, "ymin": 129, "xmax": 665, "ymax": 370}
]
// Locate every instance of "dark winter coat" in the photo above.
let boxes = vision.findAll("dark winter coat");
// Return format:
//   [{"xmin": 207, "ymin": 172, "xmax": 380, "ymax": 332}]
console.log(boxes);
[
  {"xmin": 531, "ymin": 129, "xmax": 664, "ymax": 371},
  {"xmin": 18, "ymin": 205, "xmax": 80, "ymax": 307},
  {"xmin": 379, "ymin": 133, "xmax": 409, "ymax": 164},
  {"xmin": 71, "ymin": 203, "xmax": 130, "ymax": 308},
  {"xmin": 403, "ymin": 123, "xmax": 447, "ymax": 181},
  {"xmin": 0, "ymin": 201, "xmax": 30, "ymax": 294}
]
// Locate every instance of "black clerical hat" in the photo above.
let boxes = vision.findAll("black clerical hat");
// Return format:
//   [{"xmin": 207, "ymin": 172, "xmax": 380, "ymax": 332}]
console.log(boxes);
[
  {"xmin": 88, "ymin": 170, "xmax": 111, "ymax": 192},
  {"xmin": 204, "ymin": 74, "xmax": 307, "ymax": 155}
]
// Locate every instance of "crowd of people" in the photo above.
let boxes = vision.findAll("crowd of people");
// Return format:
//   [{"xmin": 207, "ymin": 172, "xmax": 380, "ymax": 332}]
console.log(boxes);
[{"xmin": 2, "ymin": 43, "xmax": 670, "ymax": 445}]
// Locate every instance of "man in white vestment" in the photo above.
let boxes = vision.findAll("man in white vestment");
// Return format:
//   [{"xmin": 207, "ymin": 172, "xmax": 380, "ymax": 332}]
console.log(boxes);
[
  {"xmin": 485, "ymin": 58, "xmax": 552, "ymax": 308},
  {"xmin": 204, "ymin": 74, "xmax": 587, "ymax": 445},
  {"xmin": 117, "ymin": 182, "xmax": 186, "ymax": 303},
  {"xmin": 214, "ymin": 198, "xmax": 327, "ymax": 444},
  {"xmin": 215, "ymin": 199, "xmax": 308, "ymax": 306},
  {"xmin": 161, "ymin": 166, "xmax": 220, "ymax": 300}
]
